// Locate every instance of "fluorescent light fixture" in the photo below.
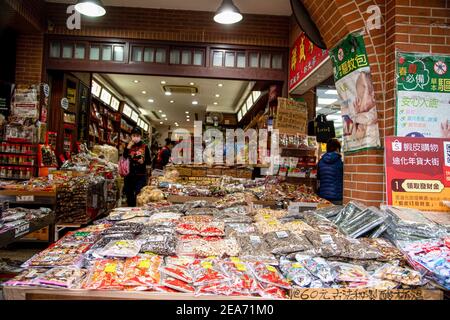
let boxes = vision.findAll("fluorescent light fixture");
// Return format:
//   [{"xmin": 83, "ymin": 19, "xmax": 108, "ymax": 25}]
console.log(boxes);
[
  {"xmin": 161, "ymin": 114, "xmax": 167, "ymax": 117},
  {"xmin": 191, "ymin": 93, "xmax": 196, "ymax": 97},
  {"xmin": 161, "ymin": 81, "xmax": 166, "ymax": 84},
  {"xmin": 170, "ymin": 100, "xmax": 174, "ymax": 103},
  {"xmin": 318, "ymin": 98, "xmax": 338, "ymax": 105},
  {"xmin": 185, "ymin": 111, "xmax": 189, "ymax": 114},
  {"xmin": 213, "ymin": 102, "xmax": 218, "ymax": 105},
  {"xmin": 192, "ymin": 101, "xmax": 198, "ymax": 105},
  {"xmin": 214, "ymin": 0, "xmax": 243, "ymax": 24},
  {"xmin": 148, "ymin": 99, "xmax": 154, "ymax": 103},
  {"xmin": 186, "ymin": 115, "xmax": 190, "ymax": 118},
  {"xmin": 159, "ymin": 122, "xmax": 163, "ymax": 125},
  {"xmin": 215, "ymin": 94, "xmax": 220, "ymax": 98},
  {"xmin": 325, "ymin": 89, "xmax": 338, "ymax": 95},
  {"xmin": 190, "ymin": 82, "xmax": 195, "ymax": 86},
  {"xmin": 187, "ymin": 119, "xmax": 190, "ymax": 122},
  {"xmin": 165, "ymin": 91, "xmax": 172, "ymax": 96},
  {"xmin": 218, "ymin": 83, "xmax": 223, "ymax": 87},
  {"xmin": 141, "ymin": 91, "xmax": 147, "ymax": 94},
  {"xmin": 75, "ymin": 0, "xmax": 106, "ymax": 17},
  {"xmin": 158, "ymin": 110, "xmax": 163, "ymax": 113},
  {"xmin": 133, "ymin": 80, "xmax": 140, "ymax": 83}
]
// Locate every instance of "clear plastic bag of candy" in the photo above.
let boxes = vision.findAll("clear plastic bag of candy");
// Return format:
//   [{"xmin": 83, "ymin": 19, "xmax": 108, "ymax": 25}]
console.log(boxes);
[
  {"xmin": 264, "ymin": 230, "xmax": 313, "ymax": 255},
  {"xmin": 160, "ymin": 256, "xmax": 196, "ymax": 283},
  {"xmin": 36, "ymin": 267, "xmax": 87, "ymax": 288},
  {"xmin": 257, "ymin": 282, "xmax": 289, "ymax": 300},
  {"xmin": 161, "ymin": 276, "xmax": 195, "ymax": 293},
  {"xmin": 4, "ymin": 268, "xmax": 48, "ymax": 287},
  {"xmin": 219, "ymin": 258, "xmax": 260, "ymax": 295},
  {"xmin": 99, "ymin": 240, "xmax": 142, "ymax": 258},
  {"xmin": 295, "ymin": 255, "xmax": 335, "ymax": 283},
  {"xmin": 248, "ymin": 262, "xmax": 291, "ymax": 289},
  {"xmin": 82, "ymin": 259, "xmax": 125, "ymax": 290},
  {"xmin": 278, "ymin": 259, "xmax": 313, "ymax": 287},
  {"xmin": 191, "ymin": 258, "xmax": 231, "ymax": 286}
]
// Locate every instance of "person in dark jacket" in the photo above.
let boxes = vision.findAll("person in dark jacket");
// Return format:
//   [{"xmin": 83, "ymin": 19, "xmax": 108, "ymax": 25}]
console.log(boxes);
[
  {"xmin": 123, "ymin": 127, "xmax": 151, "ymax": 207},
  {"xmin": 317, "ymin": 138, "xmax": 343, "ymax": 205},
  {"xmin": 153, "ymin": 138, "xmax": 174, "ymax": 170}
]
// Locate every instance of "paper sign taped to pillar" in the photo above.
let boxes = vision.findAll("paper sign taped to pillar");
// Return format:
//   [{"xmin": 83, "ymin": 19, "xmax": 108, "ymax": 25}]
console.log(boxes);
[{"xmin": 274, "ymin": 98, "xmax": 307, "ymax": 135}]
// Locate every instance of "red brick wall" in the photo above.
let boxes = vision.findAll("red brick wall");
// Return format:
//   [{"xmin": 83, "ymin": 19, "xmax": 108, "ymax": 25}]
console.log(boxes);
[
  {"xmin": 299, "ymin": 0, "xmax": 450, "ymax": 206},
  {"xmin": 45, "ymin": 3, "xmax": 290, "ymax": 48},
  {"xmin": 15, "ymin": 33, "xmax": 44, "ymax": 85},
  {"xmin": 4, "ymin": 0, "xmax": 45, "ymax": 31}
]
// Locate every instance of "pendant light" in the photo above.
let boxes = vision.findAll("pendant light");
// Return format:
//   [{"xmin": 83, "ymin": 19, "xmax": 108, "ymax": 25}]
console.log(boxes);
[
  {"xmin": 214, "ymin": 0, "xmax": 243, "ymax": 24},
  {"xmin": 75, "ymin": 0, "xmax": 106, "ymax": 17}
]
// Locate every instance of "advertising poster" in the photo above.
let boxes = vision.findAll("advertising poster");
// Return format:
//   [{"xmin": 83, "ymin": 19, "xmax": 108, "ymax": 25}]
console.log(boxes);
[
  {"xmin": 330, "ymin": 33, "xmax": 381, "ymax": 153},
  {"xmin": 289, "ymin": 32, "xmax": 329, "ymax": 92},
  {"xmin": 385, "ymin": 136, "xmax": 450, "ymax": 213},
  {"xmin": 395, "ymin": 52, "xmax": 450, "ymax": 138}
]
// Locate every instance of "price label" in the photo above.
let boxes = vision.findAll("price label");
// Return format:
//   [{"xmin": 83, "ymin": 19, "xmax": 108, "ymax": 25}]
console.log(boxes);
[
  {"xmin": 15, "ymin": 223, "xmax": 30, "ymax": 238},
  {"xmin": 266, "ymin": 265, "xmax": 277, "ymax": 273},
  {"xmin": 16, "ymin": 195, "xmax": 34, "ymax": 202},
  {"xmin": 139, "ymin": 260, "xmax": 151, "ymax": 269},
  {"xmin": 104, "ymin": 263, "xmax": 117, "ymax": 273}
]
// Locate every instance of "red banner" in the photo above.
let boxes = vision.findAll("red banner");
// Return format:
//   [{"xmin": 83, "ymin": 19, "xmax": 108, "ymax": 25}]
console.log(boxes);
[
  {"xmin": 288, "ymin": 33, "xmax": 329, "ymax": 92},
  {"xmin": 385, "ymin": 136, "xmax": 450, "ymax": 213}
]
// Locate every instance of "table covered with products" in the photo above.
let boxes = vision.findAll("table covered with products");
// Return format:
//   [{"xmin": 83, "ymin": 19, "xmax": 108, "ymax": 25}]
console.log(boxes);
[{"xmin": 2, "ymin": 181, "xmax": 448, "ymax": 300}]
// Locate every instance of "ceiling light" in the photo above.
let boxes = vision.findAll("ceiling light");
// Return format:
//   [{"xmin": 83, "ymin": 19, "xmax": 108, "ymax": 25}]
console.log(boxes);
[
  {"xmin": 214, "ymin": 0, "xmax": 243, "ymax": 24},
  {"xmin": 170, "ymin": 100, "xmax": 174, "ymax": 103},
  {"xmin": 75, "ymin": 0, "xmax": 106, "ymax": 17},
  {"xmin": 192, "ymin": 101, "xmax": 198, "ymax": 105},
  {"xmin": 133, "ymin": 80, "xmax": 140, "ymax": 83},
  {"xmin": 159, "ymin": 122, "xmax": 163, "ymax": 125},
  {"xmin": 141, "ymin": 91, "xmax": 147, "ymax": 94},
  {"xmin": 148, "ymin": 99, "xmax": 154, "ymax": 103},
  {"xmin": 213, "ymin": 102, "xmax": 218, "ymax": 105},
  {"xmin": 215, "ymin": 94, "xmax": 220, "ymax": 98},
  {"xmin": 158, "ymin": 110, "xmax": 163, "ymax": 113},
  {"xmin": 165, "ymin": 91, "xmax": 172, "ymax": 96},
  {"xmin": 186, "ymin": 115, "xmax": 190, "ymax": 118},
  {"xmin": 161, "ymin": 81, "xmax": 166, "ymax": 85},
  {"xmin": 187, "ymin": 119, "xmax": 190, "ymax": 122},
  {"xmin": 325, "ymin": 89, "xmax": 338, "ymax": 95},
  {"xmin": 191, "ymin": 93, "xmax": 196, "ymax": 97},
  {"xmin": 190, "ymin": 82, "xmax": 195, "ymax": 86},
  {"xmin": 218, "ymin": 83, "xmax": 223, "ymax": 87},
  {"xmin": 185, "ymin": 111, "xmax": 189, "ymax": 114},
  {"xmin": 161, "ymin": 114, "xmax": 166, "ymax": 117}
]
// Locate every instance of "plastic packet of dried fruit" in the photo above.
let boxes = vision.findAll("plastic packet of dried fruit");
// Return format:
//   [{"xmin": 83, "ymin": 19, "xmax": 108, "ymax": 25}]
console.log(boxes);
[
  {"xmin": 220, "ymin": 258, "xmax": 260, "ymax": 295},
  {"xmin": 82, "ymin": 259, "xmax": 125, "ymax": 290},
  {"xmin": 161, "ymin": 276, "xmax": 195, "ymax": 293},
  {"xmin": 329, "ymin": 261, "xmax": 370, "ymax": 283},
  {"xmin": 248, "ymin": 262, "xmax": 291, "ymax": 289},
  {"xmin": 257, "ymin": 282, "xmax": 289, "ymax": 300},
  {"xmin": 160, "ymin": 256, "xmax": 195, "ymax": 283},
  {"xmin": 4, "ymin": 268, "xmax": 48, "ymax": 287},
  {"xmin": 121, "ymin": 255, "xmax": 163, "ymax": 288},
  {"xmin": 195, "ymin": 282, "xmax": 233, "ymax": 296},
  {"xmin": 36, "ymin": 267, "xmax": 87, "ymax": 288},
  {"xmin": 192, "ymin": 258, "xmax": 231, "ymax": 286}
]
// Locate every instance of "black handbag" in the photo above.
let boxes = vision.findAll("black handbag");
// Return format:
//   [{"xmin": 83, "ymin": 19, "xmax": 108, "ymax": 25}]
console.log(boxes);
[{"xmin": 309, "ymin": 114, "xmax": 336, "ymax": 143}]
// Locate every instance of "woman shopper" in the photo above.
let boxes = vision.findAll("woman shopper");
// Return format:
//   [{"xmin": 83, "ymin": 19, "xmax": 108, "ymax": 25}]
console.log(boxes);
[
  {"xmin": 154, "ymin": 138, "xmax": 175, "ymax": 170},
  {"xmin": 317, "ymin": 138, "xmax": 343, "ymax": 205},
  {"xmin": 123, "ymin": 127, "xmax": 151, "ymax": 207}
]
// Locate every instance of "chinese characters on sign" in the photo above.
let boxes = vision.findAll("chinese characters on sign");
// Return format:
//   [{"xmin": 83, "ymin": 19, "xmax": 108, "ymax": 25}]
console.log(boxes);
[
  {"xmin": 396, "ymin": 52, "xmax": 450, "ymax": 138},
  {"xmin": 330, "ymin": 33, "xmax": 381, "ymax": 152},
  {"xmin": 385, "ymin": 136, "xmax": 450, "ymax": 213},
  {"xmin": 288, "ymin": 32, "xmax": 329, "ymax": 92}
]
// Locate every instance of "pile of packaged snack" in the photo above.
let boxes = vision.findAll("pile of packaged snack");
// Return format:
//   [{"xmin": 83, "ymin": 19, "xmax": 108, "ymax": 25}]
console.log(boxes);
[{"xmin": 4, "ymin": 199, "xmax": 448, "ymax": 298}]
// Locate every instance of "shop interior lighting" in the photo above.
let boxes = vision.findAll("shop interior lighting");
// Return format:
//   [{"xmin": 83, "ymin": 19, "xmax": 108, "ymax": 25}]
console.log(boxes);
[
  {"xmin": 75, "ymin": 0, "xmax": 106, "ymax": 17},
  {"xmin": 325, "ymin": 89, "xmax": 338, "ymax": 95},
  {"xmin": 318, "ymin": 98, "xmax": 338, "ymax": 105},
  {"xmin": 214, "ymin": 0, "xmax": 243, "ymax": 24}
]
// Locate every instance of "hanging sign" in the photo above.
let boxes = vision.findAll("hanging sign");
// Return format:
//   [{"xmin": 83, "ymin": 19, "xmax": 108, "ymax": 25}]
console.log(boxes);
[
  {"xmin": 289, "ymin": 32, "xmax": 329, "ymax": 92},
  {"xmin": 395, "ymin": 52, "xmax": 450, "ymax": 138},
  {"xmin": 330, "ymin": 33, "xmax": 381, "ymax": 152},
  {"xmin": 61, "ymin": 98, "xmax": 69, "ymax": 110},
  {"xmin": 385, "ymin": 136, "xmax": 450, "ymax": 213}
]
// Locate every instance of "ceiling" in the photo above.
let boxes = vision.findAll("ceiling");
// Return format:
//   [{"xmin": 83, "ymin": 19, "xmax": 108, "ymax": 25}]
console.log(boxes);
[
  {"xmin": 46, "ymin": 0, "xmax": 292, "ymax": 16},
  {"xmin": 102, "ymin": 73, "xmax": 249, "ymax": 130}
]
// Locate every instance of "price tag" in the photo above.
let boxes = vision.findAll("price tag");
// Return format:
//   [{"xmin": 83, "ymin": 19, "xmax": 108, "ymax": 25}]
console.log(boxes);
[
  {"xmin": 201, "ymin": 261, "xmax": 213, "ymax": 269},
  {"xmin": 266, "ymin": 265, "xmax": 277, "ymax": 273},
  {"xmin": 293, "ymin": 263, "xmax": 302, "ymax": 268},
  {"xmin": 139, "ymin": 260, "xmax": 151, "ymax": 269},
  {"xmin": 16, "ymin": 195, "xmax": 34, "ymax": 202},
  {"xmin": 15, "ymin": 223, "xmax": 30, "ymax": 238},
  {"xmin": 104, "ymin": 263, "xmax": 117, "ymax": 273},
  {"xmin": 276, "ymin": 231, "xmax": 289, "ymax": 239}
]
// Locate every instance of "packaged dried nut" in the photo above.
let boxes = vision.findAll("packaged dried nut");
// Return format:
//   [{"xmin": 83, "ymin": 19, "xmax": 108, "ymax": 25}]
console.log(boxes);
[
  {"xmin": 303, "ymin": 230, "xmax": 342, "ymax": 257},
  {"xmin": 140, "ymin": 234, "xmax": 177, "ymax": 256},
  {"xmin": 280, "ymin": 220, "xmax": 314, "ymax": 235},
  {"xmin": 373, "ymin": 264, "xmax": 425, "ymax": 286},
  {"xmin": 264, "ymin": 230, "xmax": 313, "ymax": 255},
  {"xmin": 193, "ymin": 237, "xmax": 240, "ymax": 258},
  {"xmin": 360, "ymin": 238, "xmax": 406, "ymax": 262},
  {"xmin": 225, "ymin": 223, "xmax": 257, "ymax": 236},
  {"xmin": 99, "ymin": 240, "xmax": 142, "ymax": 258}
]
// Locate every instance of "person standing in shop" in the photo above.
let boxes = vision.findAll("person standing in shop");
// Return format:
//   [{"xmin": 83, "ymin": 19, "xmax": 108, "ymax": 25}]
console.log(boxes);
[
  {"xmin": 123, "ymin": 127, "xmax": 151, "ymax": 207},
  {"xmin": 317, "ymin": 138, "xmax": 343, "ymax": 205},
  {"xmin": 153, "ymin": 138, "xmax": 175, "ymax": 170}
]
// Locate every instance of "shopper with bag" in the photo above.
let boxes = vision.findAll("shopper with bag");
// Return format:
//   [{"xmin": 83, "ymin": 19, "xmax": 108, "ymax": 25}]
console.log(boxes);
[
  {"xmin": 153, "ymin": 138, "xmax": 175, "ymax": 170},
  {"xmin": 317, "ymin": 138, "xmax": 343, "ymax": 205},
  {"xmin": 122, "ymin": 127, "xmax": 151, "ymax": 207}
]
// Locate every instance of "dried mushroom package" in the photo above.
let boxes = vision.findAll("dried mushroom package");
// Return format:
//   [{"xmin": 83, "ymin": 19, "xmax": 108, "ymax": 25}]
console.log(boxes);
[{"xmin": 264, "ymin": 230, "xmax": 313, "ymax": 255}]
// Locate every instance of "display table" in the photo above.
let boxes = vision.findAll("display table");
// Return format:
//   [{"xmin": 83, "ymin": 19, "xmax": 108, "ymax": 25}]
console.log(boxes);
[
  {"xmin": 3, "ymin": 286, "xmax": 442, "ymax": 300},
  {"xmin": 167, "ymin": 195, "xmax": 221, "ymax": 204},
  {"xmin": 0, "ymin": 212, "xmax": 55, "ymax": 247}
]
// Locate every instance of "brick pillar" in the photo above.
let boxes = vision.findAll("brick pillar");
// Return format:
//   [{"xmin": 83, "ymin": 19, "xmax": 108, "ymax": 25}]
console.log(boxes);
[{"xmin": 15, "ymin": 33, "xmax": 44, "ymax": 85}]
